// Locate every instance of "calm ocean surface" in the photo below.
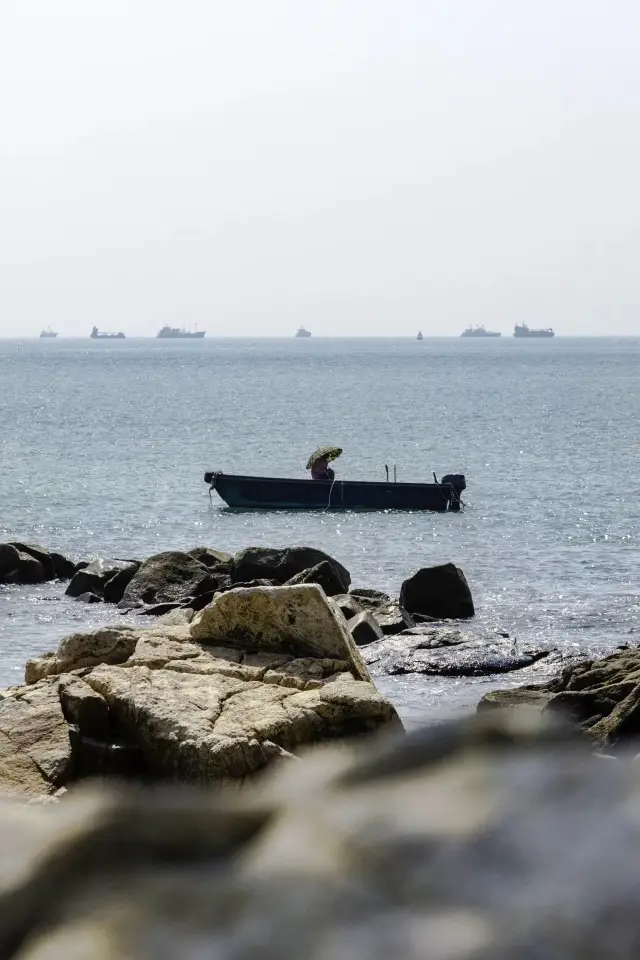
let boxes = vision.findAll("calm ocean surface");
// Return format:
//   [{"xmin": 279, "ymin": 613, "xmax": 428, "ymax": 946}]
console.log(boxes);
[{"xmin": 1, "ymin": 337, "xmax": 638, "ymax": 726}]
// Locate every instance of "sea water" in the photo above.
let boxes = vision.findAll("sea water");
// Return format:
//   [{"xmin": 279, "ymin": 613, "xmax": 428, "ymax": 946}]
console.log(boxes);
[{"xmin": 0, "ymin": 336, "xmax": 638, "ymax": 726}]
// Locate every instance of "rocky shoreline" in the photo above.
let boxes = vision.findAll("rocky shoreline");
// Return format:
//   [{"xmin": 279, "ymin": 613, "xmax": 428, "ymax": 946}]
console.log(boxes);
[{"xmin": 2, "ymin": 540, "xmax": 640, "ymax": 954}]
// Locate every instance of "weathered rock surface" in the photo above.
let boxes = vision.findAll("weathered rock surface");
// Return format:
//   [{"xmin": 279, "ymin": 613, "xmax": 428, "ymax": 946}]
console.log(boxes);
[
  {"xmin": 65, "ymin": 559, "xmax": 132, "ymax": 599},
  {"xmin": 479, "ymin": 647, "xmax": 640, "ymax": 752},
  {"xmin": 0, "ymin": 680, "xmax": 72, "ymax": 797},
  {"xmin": 399, "ymin": 563, "xmax": 475, "ymax": 619},
  {"xmin": 191, "ymin": 584, "xmax": 370, "ymax": 680},
  {"xmin": 26, "ymin": 627, "xmax": 141, "ymax": 683},
  {"xmin": 3, "ymin": 711, "xmax": 640, "ymax": 958},
  {"xmin": 15, "ymin": 587, "xmax": 399, "ymax": 794},
  {"xmin": 232, "ymin": 546, "xmax": 350, "ymax": 592},
  {"xmin": 119, "ymin": 551, "xmax": 215, "ymax": 609},
  {"xmin": 286, "ymin": 561, "xmax": 347, "ymax": 597},
  {"xmin": 362, "ymin": 627, "xmax": 553, "ymax": 677}
]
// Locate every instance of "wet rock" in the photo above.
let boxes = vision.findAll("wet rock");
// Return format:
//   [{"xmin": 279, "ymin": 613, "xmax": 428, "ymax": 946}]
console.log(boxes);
[
  {"xmin": 103, "ymin": 563, "xmax": 140, "ymax": 604},
  {"xmin": 286, "ymin": 560, "xmax": 347, "ymax": 597},
  {"xmin": 480, "ymin": 648, "xmax": 640, "ymax": 753},
  {"xmin": 399, "ymin": 563, "xmax": 474, "ymax": 619},
  {"xmin": 3, "ymin": 712, "xmax": 640, "ymax": 958},
  {"xmin": 7, "ymin": 542, "xmax": 56, "ymax": 580},
  {"xmin": 119, "ymin": 552, "xmax": 215, "ymax": 609},
  {"xmin": 362, "ymin": 628, "xmax": 552, "ymax": 677},
  {"xmin": 232, "ymin": 546, "xmax": 350, "ymax": 592},
  {"xmin": 0, "ymin": 543, "xmax": 20, "ymax": 582},
  {"xmin": 49, "ymin": 552, "xmax": 76, "ymax": 581},
  {"xmin": 349, "ymin": 612, "xmax": 385, "ymax": 647},
  {"xmin": 66, "ymin": 560, "xmax": 132, "ymax": 600}
]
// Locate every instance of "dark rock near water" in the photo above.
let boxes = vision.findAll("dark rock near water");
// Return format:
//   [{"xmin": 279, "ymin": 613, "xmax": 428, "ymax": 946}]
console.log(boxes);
[
  {"xmin": 49, "ymin": 551, "xmax": 76, "ymax": 580},
  {"xmin": 480, "ymin": 648, "xmax": 640, "ymax": 752},
  {"xmin": 232, "ymin": 546, "xmax": 350, "ymax": 592},
  {"xmin": 66, "ymin": 559, "xmax": 132, "ymax": 600},
  {"xmin": 8, "ymin": 542, "xmax": 55, "ymax": 580},
  {"xmin": 0, "ymin": 544, "xmax": 21, "ymax": 582},
  {"xmin": 399, "ymin": 562, "xmax": 474, "ymax": 619},
  {"xmin": 285, "ymin": 560, "xmax": 347, "ymax": 597},
  {"xmin": 103, "ymin": 563, "xmax": 140, "ymax": 604},
  {"xmin": 349, "ymin": 611, "xmax": 385, "ymax": 647},
  {"xmin": 0, "ymin": 542, "xmax": 75, "ymax": 585},
  {"xmin": 362, "ymin": 627, "xmax": 553, "ymax": 677},
  {"xmin": 119, "ymin": 552, "xmax": 215, "ymax": 609}
]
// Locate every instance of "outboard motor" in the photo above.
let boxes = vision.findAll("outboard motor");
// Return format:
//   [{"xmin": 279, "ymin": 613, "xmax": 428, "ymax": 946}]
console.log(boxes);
[{"xmin": 441, "ymin": 474, "xmax": 466, "ymax": 511}]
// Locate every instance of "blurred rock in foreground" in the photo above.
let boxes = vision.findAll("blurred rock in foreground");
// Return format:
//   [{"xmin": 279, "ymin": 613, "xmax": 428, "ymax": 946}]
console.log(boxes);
[{"xmin": 2, "ymin": 710, "xmax": 640, "ymax": 958}]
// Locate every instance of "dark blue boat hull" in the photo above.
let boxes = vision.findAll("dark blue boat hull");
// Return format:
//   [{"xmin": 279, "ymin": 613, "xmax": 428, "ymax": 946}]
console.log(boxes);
[{"xmin": 205, "ymin": 473, "xmax": 462, "ymax": 512}]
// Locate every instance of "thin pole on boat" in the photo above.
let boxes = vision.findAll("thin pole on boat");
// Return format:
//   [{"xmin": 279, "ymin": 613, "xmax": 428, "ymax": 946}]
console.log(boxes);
[
  {"xmin": 394, "ymin": 465, "xmax": 397, "ymax": 483},
  {"xmin": 385, "ymin": 464, "xmax": 389, "ymax": 482}
]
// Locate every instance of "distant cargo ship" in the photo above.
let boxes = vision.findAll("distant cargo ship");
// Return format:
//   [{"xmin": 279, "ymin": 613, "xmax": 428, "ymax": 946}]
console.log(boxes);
[
  {"xmin": 461, "ymin": 325, "xmax": 501, "ymax": 338},
  {"xmin": 157, "ymin": 326, "xmax": 206, "ymax": 339},
  {"xmin": 90, "ymin": 326, "xmax": 125, "ymax": 340},
  {"xmin": 417, "ymin": 330, "xmax": 423, "ymax": 340},
  {"xmin": 39, "ymin": 327, "xmax": 58, "ymax": 339},
  {"xmin": 295, "ymin": 327, "xmax": 312, "ymax": 338},
  {"xmin": 514, "ymin": 324, "xmax": 554, "ymax": 338}
]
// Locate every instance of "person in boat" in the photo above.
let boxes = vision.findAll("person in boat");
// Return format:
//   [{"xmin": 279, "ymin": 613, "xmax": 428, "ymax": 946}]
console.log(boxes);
[{"xmin": 310, "ymin": 456, "xmax": 335, "ymax": 481}]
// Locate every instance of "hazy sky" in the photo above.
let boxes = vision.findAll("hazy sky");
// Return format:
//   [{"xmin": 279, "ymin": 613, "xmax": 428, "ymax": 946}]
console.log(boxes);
[{"xmin": 1, "ymin": 0, "xmax": 639, "ymax": 337}]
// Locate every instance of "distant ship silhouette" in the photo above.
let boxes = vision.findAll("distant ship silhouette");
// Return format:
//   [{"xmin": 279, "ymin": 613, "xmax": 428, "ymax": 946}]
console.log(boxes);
[{"xmin": 295, "ymin": 327, "xmax": 312, "ymax": 338}]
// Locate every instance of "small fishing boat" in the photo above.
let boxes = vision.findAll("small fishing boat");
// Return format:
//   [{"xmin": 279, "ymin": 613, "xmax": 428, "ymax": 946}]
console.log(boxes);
[{"xmin": 205, "ymin": 471, "xmax": 466, "ymax": 512}]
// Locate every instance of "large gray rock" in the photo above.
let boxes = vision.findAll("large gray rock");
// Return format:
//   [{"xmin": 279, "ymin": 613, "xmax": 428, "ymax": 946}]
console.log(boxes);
[
  {"xmin": 66, "ymin": 559, "xmax": 132, "ymax": 599},
  {"xmin": 232, "ymin": 546, "xmax": 350, "ymax": 591},
  {"xmin": 362, "ymin": 627, "xmax": 554, "ymax": 677},
  {"xmin": 19, "ymin": 596, "xmax": 400, "ymax": 791},
  {"xmin": 119, "ymin": 552, "xmax": 215, "ymax": 608},
  {"xmin": 190, "ymin": 585, "xmax": 370, "ymax": 681},
  {"xmin": 399, "ymin": 563, "xmax": 475, "ymax": 619},
  {"xmin": 4, "ymin": 712, "xmax": 640, "ymax": 958}
]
